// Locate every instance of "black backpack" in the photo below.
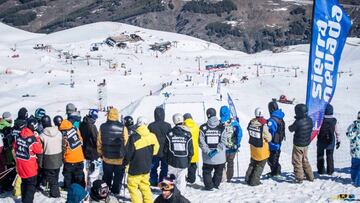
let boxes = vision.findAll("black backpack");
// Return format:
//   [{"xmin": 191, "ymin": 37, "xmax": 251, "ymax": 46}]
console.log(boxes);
[
  {"xmin": 271, "ymin": 117, "xmax": 286, "ymax": 144},
  {"xmin": 318, "ymin": 118, "xmax": 336, "ymax": 145}
]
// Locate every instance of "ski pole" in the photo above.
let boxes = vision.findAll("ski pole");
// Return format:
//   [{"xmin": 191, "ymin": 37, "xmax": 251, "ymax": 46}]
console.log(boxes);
[{"xmin": 236, "ymin": 152, "xmax": 240, "ymax": 178}]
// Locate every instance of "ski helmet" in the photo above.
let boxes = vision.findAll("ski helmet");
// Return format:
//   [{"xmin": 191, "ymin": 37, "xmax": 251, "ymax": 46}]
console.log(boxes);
[
  {"xmin": 88, "ymin": 109, "xmax": 99, "ymax": 120},
  {"xmin": 124, "ymin": 116, "xmax": 134, "ymax": 127},
  {"xmin": 35, "ymin": 108, "xmax": 46, "ymax": 120},
  {"xmin": 27, "ymin": 118, "xmax": 39, "ymax": 132},
  {"xmin": 53, "ymin": 115, "xmax": 63, "ymax": 127},
  {"xmin": 206, "ymin": 108, "xmax": 216, "ymax": 118},
  {"xmin": 325, "ymin": 104, "xmax": 333, "ymax": 116},
  {"xmin": 255, "ymin": 107, "xmax": 264, "ymax": 118},
  {"xmin": 66, "ymin": 103, "xmax": 76, "ymax": 115},
  {"xmin": 268, "ymin": 101, "xmax": 279, "ymax": 114},
  {"xmin": 183, "ymin": 113, "xmax": 192, "ymax": 120},
  {"xmin": 295, "ymin": 104, "xmax": 307, "ymax": 118},
  {"xmin": 41, "ymin": 115, "xmax": 52, "ymax": 128},
  {"xmin": 172, "ymin": 113, "xmax": 183, "ymax": 125},
  {"xmin": 14, "ymin": 119, "xmax": 27, "ymax": 130},
  {"xmin": 18, "ymin": 107, "xmax": 28, "ymax": 120}
]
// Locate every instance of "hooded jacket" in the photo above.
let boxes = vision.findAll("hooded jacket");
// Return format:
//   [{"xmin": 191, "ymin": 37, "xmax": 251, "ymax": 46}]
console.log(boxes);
[
  {"xmin": 154, "ymin": 186, "xmax": 191, "ymax": 203},
  {"xmin": 184, "ymin": 118, "xmax": 200, "ymax": 163},
  {"xmin": 0, "ymin": 119, "xmax": 11, "ymax": 130},
  {"xmin": 219, "ymin": 106, "xmax": 243, "ymax": 154},
  {"xmin": 248, "ymin": 118, "xmax": 272, "ymax": 161},
  {"xmin": 13, "ymin": 127, "xmax": 43, "ymax": 178},
  {"xmin": 199, "ymin": 116, "xmax": 226, "ymax": 165},
  {"xmin": 123, "ymin": 125, "xmax": 159, "ymax": 175},
  {"xmin": 59, "ymin": 120, "xmax": 84, "ymax": 163},
  {"xmin": 40, "ymin": 126, "xmax": 63, "ymax": 169},
  {"xmin": 289, "ymin": 104, "xmax": 313, "ymax": 147},
  {"xmin": 79, "ymin": 115, "xmax": 99, "ymax": 161},
  {"xmin": 346, "ymin": 120, "xmax": 360, "ymax": 159},
  {"xmin": 148, "ymin": 107, "xmax": 172, "ymax": 158},
  {"xmin": 267, "ymin": 109, "xmax": 285, "ymax": 151}
]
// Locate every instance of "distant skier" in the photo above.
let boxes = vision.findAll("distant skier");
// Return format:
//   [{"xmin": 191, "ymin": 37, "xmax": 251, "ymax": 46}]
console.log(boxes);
[
  {"xmin": 199, "ymin": 108, "xmax": 226, "ymax": 190},
  {"xmin": 346, "ymin": 111, "xmax": 360, "ymax": 187},
  {"xmin": 288, "ymin": 104, "xmax": 314, "ymax": 183},
  {"xmin": 245, "ymin": 108, "xmax": 272, "ymax": 186},
  {"xmin": 266, "ymin": 101, "xmax": 285, "ymax": 177},
  {"xmin": 317, "ymin": 104, "xmax": 340, "ymax": 175}
]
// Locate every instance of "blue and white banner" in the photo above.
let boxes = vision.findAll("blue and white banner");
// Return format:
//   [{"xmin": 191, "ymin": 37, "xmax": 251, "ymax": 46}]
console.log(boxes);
[
  {"xmin": 306, "ymin": 0, "xmax": 352, "ymax": 140},
  {"xmin": 227, "ymin": 93, "xmax": 238, "ymax": 122}
]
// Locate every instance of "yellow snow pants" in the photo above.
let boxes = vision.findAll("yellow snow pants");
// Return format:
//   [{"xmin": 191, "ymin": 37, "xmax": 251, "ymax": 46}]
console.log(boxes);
[
  {"xmin": 12, "ymin": 174, "xmax": 22, "ymax": 197},
  {"xmin": 127, "ymin": 173, "xmax": 153, "ymax": 203}
]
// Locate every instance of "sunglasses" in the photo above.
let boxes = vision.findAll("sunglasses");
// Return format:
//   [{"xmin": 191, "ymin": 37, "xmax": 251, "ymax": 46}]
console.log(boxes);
[{"xmin": 158, "ymin": 182, "xmax": 174, "ymax": 191}]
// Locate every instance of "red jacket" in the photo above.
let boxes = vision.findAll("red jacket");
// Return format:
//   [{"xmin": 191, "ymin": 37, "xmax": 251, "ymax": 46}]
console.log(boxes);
[{"xmin": 13, "ymin": 127, "xmax": 43, "ymax": 178}]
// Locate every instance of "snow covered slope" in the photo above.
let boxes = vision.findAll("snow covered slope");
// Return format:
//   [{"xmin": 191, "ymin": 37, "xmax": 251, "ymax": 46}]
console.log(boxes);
[{"xmin": 0, "ymin": 22, "xmax": 359, "ymax": 203}]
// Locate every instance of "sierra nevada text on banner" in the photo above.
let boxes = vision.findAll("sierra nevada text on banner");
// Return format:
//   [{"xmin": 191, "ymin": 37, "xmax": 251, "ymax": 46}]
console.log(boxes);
[{"xmin": 306, "ymin": 0, "xmax": 352, "ymax": 141}]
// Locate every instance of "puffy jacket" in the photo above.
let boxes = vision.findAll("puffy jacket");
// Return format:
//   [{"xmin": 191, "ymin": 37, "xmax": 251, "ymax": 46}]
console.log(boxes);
[
  {"xmin": 154, "ymin": 186, "xmax": 191, "ymax": 203},
  {"xmin": 40, "ymin": 126, "xmax": 63, "ymax": 169},
  {"xmin": 318, "ymin": 115, "xmax": 339, "ymax": 149},
  {"xmin": 248, "ymin": 118, "xmax": 272, "ymax": 161},
  {"xmin": 184, "ymin": 118, "xmax": 200, "ymax": 163},
  {"xmin": 79, "ymin": 115, "xmax": 99, "ymax": 161},
  {"xmin": 199, "ymin": 116, "xmax": 226, "ymax": 165},
  {"xmin": 123, "ymin": 125, "xmax": 159, "ymax": 175},
  {"xmin": 289, "ymin": 106, "xmax": 313, "ymax": 147},
  {"xmin": 59, "ymin": 120, "xmax": 84, "ymax": 163},
  {"xmin": 220, "ymin": 106, "xmax": 243, "ymax": 154},
  {"xmin": 267, "ymin": 109, "xmax": 285, "ymax": 151},
  {"xmin": 164, "ymin": 125, "xmax": 193, "ymax": 169},
  {"xmin": 346, "ymin": 120, "xmax": 360, "ymax": 159},
  {"xmin": 13, "ymin": 127, "xmax": 43, "ymax": 178},
  {"xmin": 148, "ymin": 107, "xmax": 172, "ymax": 158},
  {"xmin": 0, "ymin": 119, "xmax": 11, "ymax": 130}
]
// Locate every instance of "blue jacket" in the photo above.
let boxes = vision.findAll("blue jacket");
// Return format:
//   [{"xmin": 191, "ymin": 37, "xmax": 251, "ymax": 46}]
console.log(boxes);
[
  {"xmin": 267, "ymin": 109, "xmax": 285, "ymax": 152},
  {"xmin": 220, "ymin": 106, "xmax": 243, "ymax": 154}
]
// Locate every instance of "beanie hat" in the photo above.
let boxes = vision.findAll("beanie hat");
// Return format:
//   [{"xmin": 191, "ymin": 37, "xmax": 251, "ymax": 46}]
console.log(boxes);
[
  {"xmin": 137, "ymin": 116, "xmax": 148, "ymax": 126},
  {"xmin": 66, "ymin": 183, "xmax": 87, "ymax": 203},
  {"xmin": 2, "ymin": 112, "xmax": 12, "ymax": 121},
  {"xmin": 35, "ymin": 108, "xmax": 46, "ymax": 119},
  {"xmin": 66, "ymin": 103, "xmax": 77, "ymax": 115},
  {"xmin": 268, "ymin": 101, "xmax": 279, "ymax": 114},
  {"xmin": 88, "ymin": 109, "xmax": 99, "ymax": 120},
  {"xmin": 173, "ymin": 113, "xmax": 183, "ymax": 125},
  {"xmin": 183, "ymin": 113, "xmax": 192, "ymax": 120},
  {"xmin": 107, "ymin": 108, "xmax": 119, "ymax": 121},
  {"xmin": 324, "ymin": 104, "xmax": 333, "ymax": 116},
  {"xmin": 18, "ymin": 107, "xmax": 28, "ymax": 120},
  {"xmin": 206, "ymin": 108, "xmax": 216, "ymax": 118}
]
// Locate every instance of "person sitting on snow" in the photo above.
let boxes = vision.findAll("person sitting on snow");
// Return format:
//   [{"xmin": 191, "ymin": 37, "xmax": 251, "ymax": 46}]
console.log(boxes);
[
  {"xmin": 90, "ymin": 179, "xmax": 119, "ymax": 203},
  {"xmin": 346, "ymin": 111, "xmax": 360, "ymax": 187},
  {"xmin": 154, "ymin": 174, "xmax": 191, "ymax": 203}
]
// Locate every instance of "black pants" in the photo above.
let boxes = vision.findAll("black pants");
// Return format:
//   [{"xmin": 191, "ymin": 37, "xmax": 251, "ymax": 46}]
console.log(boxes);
[
  {"xmin": 36, "ymin": 168, "xmax": 46, "ymax": 189},
  {"xmin": 63, "ymin": 162, "xmax": 85, "ymax": 190},
  {"xmin": 317, "ymin": 145, "xmax": 334, "ymax": 175},
  {"xmin": 267, "ymin": 150, "xmax": 282, "ymax": 176},
  {"xmin": 21, "ymin": 176, "xmax": 37, "ymax": 203},
  {"xmin": 102, "ymin": 162, "xmax": 125, "ymax": 194},
  {"xmin": 44, "ymin": 168, "xmax": 60, "ymax": 198},
  {"xmin": 187, "ymin": 163, "xmax": 197, "ymax": 183},
  {"xmin": 202, "ymin": 163, "xmax": 225, "ymax": 190},
  {"xmin": 226, "ymin": 153, "xmax": 236, "ymax": 181},
  {"xmin": 1, "ymin": 164, "xmax": 16, "ymax": 191},
  {"xmin": 245, "ymin": 158, "xmax": 267, "ymax": 186}
]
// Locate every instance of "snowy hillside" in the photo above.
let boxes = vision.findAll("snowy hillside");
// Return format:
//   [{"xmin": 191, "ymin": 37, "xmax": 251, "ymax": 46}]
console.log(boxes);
[{"xmin": 0, "ymin": 22, "xmax": 360, "ymax": 203}]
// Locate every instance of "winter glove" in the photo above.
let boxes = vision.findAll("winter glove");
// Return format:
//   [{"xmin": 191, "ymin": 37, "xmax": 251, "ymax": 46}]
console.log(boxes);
[
  {"xmin": 336, "ymin": 142, "xmax": 340, "ymax": 149},
  {"xmin": 207, "ymin": 149, "xmax": 218, "ymax": 158}
]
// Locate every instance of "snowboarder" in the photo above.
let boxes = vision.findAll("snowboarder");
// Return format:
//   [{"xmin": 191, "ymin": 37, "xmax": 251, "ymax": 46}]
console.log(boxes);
[
  {"xmin": 66, "ymin": 103, "xmax": 81, "ymax": 129},
  {"xmin": 13, "ymin": 122, "xmax": 43, "ymax": 203},
  {"xmin": 164, "ymin": 113, "xmax": 193, "ymax": 194},
  {"xmin": 148, "ymin": 107, "xmax": 172, "ymax": 186},
  {"xmin": 123, "ymin": 117, "xmax": 159, "ymax": 203},
  {"xmin": 59, "ymin": 119, "xmax": 85, "ymax": 190},
  {"xmin": 317, "ymin": 104, "xmax": 340, "ymax": 175},
  {"xmin": 245, "ymin": 108, "xmax": 272, "ymax": 186},
  {"xmin": 53, "ymin": 115, "xmax": 63, "ymax": 128},
  {"xmin": 39, "ymin": 115, "xmax": 63, "ymax": 198},
  {"xmin": 34, "ymin": 108, "xmax": 46, "ymax": 133},
  {"xmin": 288, "ymin": 104, "xmax": 314, "ymax": 183},
  {"xmin": 199, "ymin": 108, "xmax": 226, "ymax": 190},
  {"xmin": 90, "ymin": 179, "xmax": 119, "ymax": 203},
  {"xmin": 183, "ymin": 113, "xmax": 200, "ymax": 184},
  {"xmin": 266, "ymin": 101, "xmax": 286, "ymax": 177},
  {"xmin": 346, "ymin": 111, "xmax": 360, "ymax": 187},
  {"xmin": 155, "ymin": 175, "xmax": 191, "ymax": 203},
  {"xmin": 219, "ymin": 106, "xmax": 242, "ymax": 182},
  {"xmin": 97, "ymin": 108, "xmax": 128, "ymax": 195}
]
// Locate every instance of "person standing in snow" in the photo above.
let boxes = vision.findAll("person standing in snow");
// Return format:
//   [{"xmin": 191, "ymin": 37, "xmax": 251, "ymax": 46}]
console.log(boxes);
[
  {"xmin": 79, "ymin": 109, "xmax": 100, "ymax": 190},
  {"xmin": 59, "ymin": 119, "xmax": 86, "ymax": 190},
  {"xmin": 97, "ymin": 108, "xmax": 128, "ymax": 195},
  {"xmin": 245, "ymin": 108, "xmax": 272, "ymax": 186},
  {"xmin": 39, "ymin": 115, "xmax": 63, "ymax": 198},
  {"xmin": 266, "ymin": 101, "xmax": 286, "ymax": 177},
  {"xmin": 219, "ymin": 106, "xmax": 243, "ymax": 182},
  {"xmin": 317, "ymin": 104, "xmax": 340, "ymax": 175},
  {"xmin": 66, "ymin": 103, "xmax": 81, "ymax": 129},
  {"xmin": 183, "ymin": 113, "xmax": 200, "ymax": 184},
  {"xmin": 34, "ymin": 108, "xmax": 46, "ymax": 133},
  {"xmin": 154, "ymin": 175, "xmax": 191, "ymax": 203},
  {"xmin": 0, "ymin": 111, "xmax": 13, "ymax": 191},
  {"xmin": 123, "ymin": 117, "xmax": 159, "ymax": 203},
  {"xmin": 163, "ymin": 113, "xmax": 193, "ymax": 194},
  {"xmin": 346, "ymin": 111, "xmax": 360, "ymax": 187},
  {"xmin": 199, "ymin": 108, "xmax": 226, "ymax": 190},
  {"xmin": 148, "ymin": 107, "xmax": 172, "ymax": 186},
  {"xmin": 288, "ymin": 104, "xmax": 314, "ymax": 183},
  {"xmin": 13, "ymin": 122, "xmax": 43, "ymax": 203}
]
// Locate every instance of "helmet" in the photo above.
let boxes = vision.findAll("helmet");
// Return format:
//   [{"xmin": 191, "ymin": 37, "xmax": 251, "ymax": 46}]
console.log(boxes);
[
  {"xmin": 35, "ymin": 108, "xmax": 46, "ymax": 119},
  {"xmin": 255, "ymin": 107, "xmax": 264, "ymax": 118},
  {"xmin": 41, "ymin": 115, "xmax": 52, "ymax": 128},
  {"xmin": 172, "ymin": 113, "xmax": 183, "ymax": 125},
  {"xmin": 136, "ymin": 116, "xmax": 148, "ymax": 126},
  {"xmin": 268, "ymin": 101, "xmax": 278, "ymax": 114},
  {"xmin": 124, "ymin": 116, "xmax": 134, "ymax": 127},
  {"xmin": 18, "ymin": 107, "xmax": 28, "ymax": 120},
  {"xmin": 53, "ymin": 115, "xmax": 63, "ymax": 127},
  {"xmin": 295, "ymin": 104, "xmax": 307, "ymax": 119},
  {"xmin": 324, "ymin": 104, "xmax": 333, "ymax": 116},
  {"xmin": 14, "ymin": 119, "xmax": 27, "ymax": 130},
  {"xmin": 206, "ymin": 108, "xmax": 216, "ymax": 118},
  {"xmin": 27, "ymin": 118, "xmax": 39, "ymax": 132},
  {"xmin": 88, "ymin": 109, "xmax": 99, "ymax": 120},
  {"xmin": 66, "ymin": 103, "xmax": 77, "ymax": 115}
]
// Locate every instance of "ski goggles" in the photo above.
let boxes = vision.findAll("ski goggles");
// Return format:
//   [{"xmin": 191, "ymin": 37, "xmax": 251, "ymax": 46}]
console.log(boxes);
[
  {"xmin": 98, "ymin": 185, "xmax": 109, "ymax": 198},
  {"xmin": 158, "ymin": 182, "xmax": 174, "ymax": 191}
]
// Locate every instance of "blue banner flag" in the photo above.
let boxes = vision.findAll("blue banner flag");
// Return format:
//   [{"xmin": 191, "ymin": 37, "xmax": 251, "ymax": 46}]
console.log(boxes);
[
  {"xmin": 227, "ymin": 93, "xmax": 238, "ymax": 122},
  {"xmin": 306, "ymin": 0, "xmax": 352, "ymax": 141}
]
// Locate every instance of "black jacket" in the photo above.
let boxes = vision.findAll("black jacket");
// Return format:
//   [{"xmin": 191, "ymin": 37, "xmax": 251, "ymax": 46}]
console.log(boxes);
[
  {"xmin": 164, "ymin": 125, "xmax": 193, "ymax": 169},
  {"xmin": 148, "ymin": 107, "xmax": 172, "ymax": 158},
  {"xmin": 99, "ymin": 120, "xmax": 126, "ymax": 159},
  {"xmin": 317, "ymin": 117, "xmax": 337, "ymax": 146},
  {"xmin": 289, "ymin": 109, "xmax": 313, "ymax": 147},
  {"xmin": 79, "ymin": 116, "xmax": 99, "ymax": 161},
  {"xmin": 154, "ymin": 186, "xmax": 191, "ymax": 203}
]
